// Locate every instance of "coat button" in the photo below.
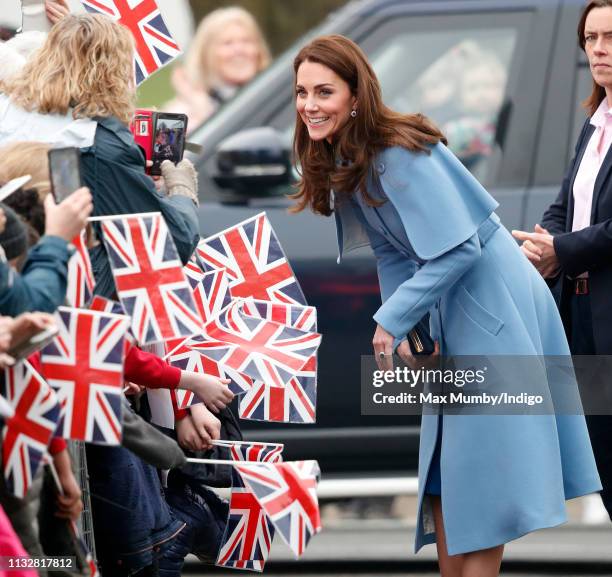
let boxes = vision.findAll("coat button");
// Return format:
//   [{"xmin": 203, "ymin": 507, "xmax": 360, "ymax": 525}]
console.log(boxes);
[{"xmin": 377, "ymin": 162, "xmax": 385, "ymax": 174}]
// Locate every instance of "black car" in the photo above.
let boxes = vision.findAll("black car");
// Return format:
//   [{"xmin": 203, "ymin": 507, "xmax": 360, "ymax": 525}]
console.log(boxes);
[{"xmin": 188, "ymin": 0, "xmax": 590, "ymax": 483}]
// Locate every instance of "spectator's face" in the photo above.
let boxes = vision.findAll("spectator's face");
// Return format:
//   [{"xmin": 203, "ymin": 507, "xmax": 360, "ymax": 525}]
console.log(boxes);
[
  {"xmin": 585, "ymin": 7, "xmax": 612, "ymax": 91},
  {"xmin": 213, "ymin": 22, "xmax": 260, "ymax": 87},
  {"xmin": 296, "ymin": 60, "xmax": 356, "ymax": 143},
  {"xmin": 461, "ymin": 66, "xmax": 505, "ymax": 115}
]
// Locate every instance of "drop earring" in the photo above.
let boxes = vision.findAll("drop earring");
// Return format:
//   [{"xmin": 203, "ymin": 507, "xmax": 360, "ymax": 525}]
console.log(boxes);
[{"xmin": 350, "ymin": 109, "xmax": 357, "ymax": 118}]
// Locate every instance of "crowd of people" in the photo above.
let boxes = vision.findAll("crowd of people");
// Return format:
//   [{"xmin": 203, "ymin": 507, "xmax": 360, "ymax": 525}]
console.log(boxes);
[{"xmin": 0, "ymin": 2, "xmax": 254, "ymax": 576}]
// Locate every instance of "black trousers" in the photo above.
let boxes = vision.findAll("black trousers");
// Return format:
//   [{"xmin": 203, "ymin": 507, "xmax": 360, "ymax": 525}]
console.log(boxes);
[{"xmin": 570, "ymin": 291, "xmax": 612, "ymax": 520}]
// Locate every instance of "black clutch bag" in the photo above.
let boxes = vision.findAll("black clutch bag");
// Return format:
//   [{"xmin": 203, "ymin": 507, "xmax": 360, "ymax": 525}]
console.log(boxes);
[{"xmin": 407, "ymin": 318, "xmax": 435, "ymax": 356}]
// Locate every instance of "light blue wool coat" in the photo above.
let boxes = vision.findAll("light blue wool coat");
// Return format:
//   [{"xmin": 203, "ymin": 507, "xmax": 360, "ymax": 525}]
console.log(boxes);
[{"xmin": 334, "ymin": 143, "xmax": 601, "ymax": 555}]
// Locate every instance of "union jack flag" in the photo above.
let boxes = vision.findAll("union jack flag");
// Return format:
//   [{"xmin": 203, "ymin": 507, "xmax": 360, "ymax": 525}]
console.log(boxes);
[
  {"xmin": 217, "ymin": 440, "xmax": 284, "ymax": 464},
  {"xmin": 236, "ymin": 300, "xmax": 318, "ymax": 423},
  {"xmin": 66, "ymin": 231, "xmax": 95, "ymax": 308},
  {"xmin": 216, "ymin": 469, "xmax": 275, "ymax": 572},
  {"xmin": 238, "ymin": 356, "xmax": 317, "ymax": 424},
  {"xmin": 216, "ymin": 442, "xmax": 283, "ymax": 571},
  {"xmin": 161, "ymin": 260, "xmax": 227, "ymax": 408},
  {"xmin": 182, "ymin": 261, "xmax": 232, "ymax": 326},
  {"xmin": 197, "ymin": 213, "xmax": 307, "ymax": 305},
  {"xmin": 192, "ymin": 301, "xmax": 321, "ymax": 387},
  {"xmin": 241, "ymin": 299, "xmax": 317, "ymax": 332},
  {"xmin": 235, "ymin": 460, "xmax": 322, "ymax": 558},
  {"xmin": 80, "ymin": 0, "xmax": 181, "ymax": 85},
  {"xmin": 89, "ymin": 296, "xmax": 135, "ymax": 347},
  {"xmin": 89, "ymin": 296, "xmax": 126, "ymax": 317},
  {"xmin": 194, "ymin": 268, "xmax": 232, "ymax": 324},
  {"xmin": 101, "ymin": 212, "xmax": 204, "ymax": 345},
  {"xmin": 40, "ymin": 307, "xmax": 130, "ymax": 444},
  {"xmin": 187, "ymin": 334, "xmax": 253, "ymax": 396},
  {"xmin": 1, "ymin": 361, "xmax": 60, "ymax": 498}
]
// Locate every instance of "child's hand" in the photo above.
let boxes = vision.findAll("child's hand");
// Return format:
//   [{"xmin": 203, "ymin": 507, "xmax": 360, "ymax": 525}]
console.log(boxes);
[
  {"xmin": 175, "ymin": 414, "xmax": 207, "ymax": 452},
  {"xmin": 52, "ymin": 448, "xmax": 83, "ymax": 521},
  {"xmin": 56, "ymin": 473, "xmax": 83, "ymax": 521},
  {"xmin": 179, "ymin": 371, "xmax": 233, "ymax": 413},
  {"xmin": 190, "ymin": 403, "xmax": 221, "ymax": 449},
  {"xmin": 123, "ymin": 382, "xmax": 144, "ymax": 396}
]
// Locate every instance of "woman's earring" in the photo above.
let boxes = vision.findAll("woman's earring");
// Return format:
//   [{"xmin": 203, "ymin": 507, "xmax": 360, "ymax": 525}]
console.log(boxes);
[{"xmin": 350, "ymin": 109, "xmax": 357, "ymax": 118}]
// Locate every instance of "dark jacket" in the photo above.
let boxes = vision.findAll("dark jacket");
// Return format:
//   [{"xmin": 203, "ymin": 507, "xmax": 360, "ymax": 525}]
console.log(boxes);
[
  {"xmin": 0, "ymin": 236, "xmax": 71, "ymax": 315},
  {"xmin": 542, "ymin": 117, "xmax": 612, "ymax": 354},
  {"xmin": 81, "ymin": 116, "xmax": 199, "ymax": 298}
]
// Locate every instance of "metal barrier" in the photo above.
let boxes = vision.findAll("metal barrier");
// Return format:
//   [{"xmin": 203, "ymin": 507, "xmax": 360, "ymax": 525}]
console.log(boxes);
[
  {"xmin": 317, "ymin": 476, "xmax": 419, "ymax": 499},
  {"xmin": 68, "ymin": 440, "xmax": 97, "ymax": 559}
]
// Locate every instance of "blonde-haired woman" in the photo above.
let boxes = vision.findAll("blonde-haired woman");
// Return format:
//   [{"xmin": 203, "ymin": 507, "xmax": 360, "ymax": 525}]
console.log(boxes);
[
  {"xmin": 0, "ymin": 13, "xmax": 199, "ymax": 296},
  {"xmin": 166, "ymin": 6, "xmax": 271, "ymax": 131},
  {"xmin": 0, "ymin": 14, "xmax": 201, "ymax": 575}
]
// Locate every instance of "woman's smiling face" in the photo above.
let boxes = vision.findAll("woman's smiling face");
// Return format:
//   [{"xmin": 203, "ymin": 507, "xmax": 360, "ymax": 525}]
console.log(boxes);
[{"xmin": 295, "ymin": 60, "xmax": 356, "ymax": 143}]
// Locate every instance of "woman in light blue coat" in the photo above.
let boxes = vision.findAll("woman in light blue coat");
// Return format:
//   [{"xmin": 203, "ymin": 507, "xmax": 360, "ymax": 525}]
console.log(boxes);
[{"xmin": 291, "ymin": 35, "xmax": 601, "ymax": 577}]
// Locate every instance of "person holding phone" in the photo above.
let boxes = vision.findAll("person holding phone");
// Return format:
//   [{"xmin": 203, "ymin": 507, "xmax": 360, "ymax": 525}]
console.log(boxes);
[
  {"xmin": 0, "ymin": 14, "xmax": 200, "ymax": 299},
  {"xmin": 291, "ymin": 35, "xmax": 601, "ymax": 576}
]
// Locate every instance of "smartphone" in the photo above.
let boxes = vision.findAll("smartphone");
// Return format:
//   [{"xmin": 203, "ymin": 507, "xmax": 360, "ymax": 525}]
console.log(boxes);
[
  {"xmin": 7, "ymin": 325, "xmax": 59, "ymax": 362},
  {"xmin": 150, "ymin": 113, "xmax": 188, "ymax": 176},
  {"xmin": 48, "ymin": 147, "xmax": 82, "ymax": 203}
]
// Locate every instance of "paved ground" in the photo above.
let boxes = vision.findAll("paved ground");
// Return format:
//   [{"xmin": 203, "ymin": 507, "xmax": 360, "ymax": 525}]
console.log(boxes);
[{"xmin": 184, "ymin": 521, "xmax": 612, "ymax": 575}]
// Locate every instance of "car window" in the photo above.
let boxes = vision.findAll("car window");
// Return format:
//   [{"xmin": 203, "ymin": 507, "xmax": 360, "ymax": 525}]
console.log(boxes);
[
  {"xmin": 369, "ymin": 27, "xmax": 517, "ymax": 186},
  {"xmin": 571, "ymin": 64, "xmax": 593, "ymax": 159}
]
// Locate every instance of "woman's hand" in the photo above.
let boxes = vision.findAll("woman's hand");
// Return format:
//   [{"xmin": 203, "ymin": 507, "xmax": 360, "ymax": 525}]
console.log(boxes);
[
  {"xmin": 373, "ymin": 324, "xmax": 395, "ymax": 371},
  {"xmin": 397, "ymin": 339, "xmax": 440, "ymax": 370},
  {"xmin": 145, "ymin": 160, "xmax": 166, "ymax": 194},
  {"xmin": 189, "ymin": 403, "xmax": 221, "ymax": 450},
  {"xmin": 512, "ymin": 225, "xmax": 560, "ymax": 279},
  {"xmin": 178, "ymin": 370, "xmax": 233, "ymax": 413},
  {"xmin": 160, "ymin": 159, "xmax": 199, "ymax": 205},
  {"xmin": 44, "ymin": 187, "xmax": 93, "ymax": 242}
]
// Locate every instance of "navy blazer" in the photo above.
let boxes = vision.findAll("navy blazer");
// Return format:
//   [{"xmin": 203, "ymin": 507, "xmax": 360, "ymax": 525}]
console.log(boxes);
[{"xmin": 542, "ymin": 117, "xmax": 612, "ymax": 353}]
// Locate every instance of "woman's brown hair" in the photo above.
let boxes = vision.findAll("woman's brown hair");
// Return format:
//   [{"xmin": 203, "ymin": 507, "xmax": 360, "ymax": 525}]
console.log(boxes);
[
  {"xmin": 579, "ymin": 0, "xmax": 612, "ymax": 116},
  {"xmin": 290, "ymin": 35, "xmax": 446, "ymax": 216}
]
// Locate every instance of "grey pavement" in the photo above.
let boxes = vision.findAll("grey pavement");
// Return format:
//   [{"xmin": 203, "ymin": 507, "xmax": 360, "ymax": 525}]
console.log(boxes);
[
  {"xmin": 265, "ymin": 520, "xmax": 612, "ymax": 563},
  {"xmin": 184, "ymin": 521, "xmax": 612, "ymax": 575}
]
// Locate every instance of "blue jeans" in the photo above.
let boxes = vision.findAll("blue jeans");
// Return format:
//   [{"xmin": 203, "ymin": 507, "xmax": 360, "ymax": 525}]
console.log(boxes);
[
  {"xmin": 86, "ymin": 445, "xmax": 185, "ymax": 576},
  {"xmin": 158, "ymin": 476, "xmax": 229, "ymax": 577}
]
